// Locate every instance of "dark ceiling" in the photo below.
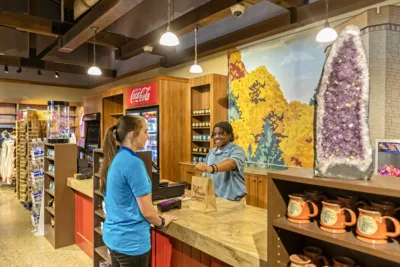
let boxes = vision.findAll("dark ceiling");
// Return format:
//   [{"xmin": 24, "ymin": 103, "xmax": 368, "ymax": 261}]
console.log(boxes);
[{"xmin": 0, "ymin": 0, "xmax": 386, "ymax": 89}]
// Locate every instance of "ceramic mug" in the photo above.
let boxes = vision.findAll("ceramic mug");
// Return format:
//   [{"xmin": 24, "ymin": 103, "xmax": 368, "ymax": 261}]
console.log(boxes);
[
  {"xmin": 337, "ymin": 196, "xmax": 367, "ymax": 212},
  {"xmin": 303, "ymin": 246, "xmax": 329, "ymax": 267},
  {"xmin": 320, "ymin": 200, "xmax": 357, "ymax": 233},
  {"xmin": 290, "ymin": 254, "xmax": 316, "ymax": 267},
  {"xmin": 322, "ymin": 256, "xmax": 359, "ymax": 267},
  {"xmin": 287, "ymin": 194, "xmax": 319, "ymax": 224},
  {"xmin": 356, "ymin": 206, "xmax": 400, "ymax": 244},
  {"xmin": 370, "ymin": 201, "xmax": 400, "ymax": 217},
  {"xmin": 304, "ymin": 189, "xmax": 328, "ymax": 209}
]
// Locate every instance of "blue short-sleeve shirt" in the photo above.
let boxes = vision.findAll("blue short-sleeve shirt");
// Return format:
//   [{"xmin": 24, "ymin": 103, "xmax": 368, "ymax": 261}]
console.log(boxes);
[
  {"xmin": 203, "ymin": 142, "xmax": 247, "ymax": 201},
  {"xmin": 103, "ymin": 146, "xmax": 152, "ymax": 256}
]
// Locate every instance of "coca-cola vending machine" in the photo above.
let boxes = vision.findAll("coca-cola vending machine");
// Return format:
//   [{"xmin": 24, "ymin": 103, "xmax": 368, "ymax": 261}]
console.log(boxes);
[{"xmin": 125, "ymin": 82, "xmax": 160, "ymax": 169}]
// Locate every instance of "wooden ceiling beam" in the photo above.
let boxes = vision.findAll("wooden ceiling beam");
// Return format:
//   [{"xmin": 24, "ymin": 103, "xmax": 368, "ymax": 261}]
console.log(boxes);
[
  {"xmin": 117, "ymin": 0, "xmax": 248, "ymax": 60},
  {"xmin": 0, "ymin": 55, "xmax": 116, "ymax": 77},
  {"xmin": 266, "ymin": 0, "xmax": 308, "ymax": 9},
  {"xmin": 161, "ymin": 0, "xmax": 386, "ymax": 68},
  {"xmin": 59, "ymin": 0, "xmax": 143, "ymax": 53}
]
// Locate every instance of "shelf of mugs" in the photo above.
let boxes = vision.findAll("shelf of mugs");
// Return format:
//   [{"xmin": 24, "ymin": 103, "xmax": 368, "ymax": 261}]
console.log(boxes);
[
  {"xmin": 273, "ymin": 217, "xmax": 400, "ymax": 264},
  {"xmin": 192, "ymin": 135, "xmax": 211, "ymax": 141},
  {"xmin": 193, "ymin": 156, "xmax": 206, "ymax": 163},
  {"xmin": 192, "ymin": 147, "xmax": 210, "ymax": 154}
]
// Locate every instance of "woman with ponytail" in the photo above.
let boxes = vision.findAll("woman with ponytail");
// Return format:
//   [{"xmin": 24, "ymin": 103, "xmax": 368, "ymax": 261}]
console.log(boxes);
[{"xmin": 100, "ymin": 115, "xmax": 177, "ymax": 267}]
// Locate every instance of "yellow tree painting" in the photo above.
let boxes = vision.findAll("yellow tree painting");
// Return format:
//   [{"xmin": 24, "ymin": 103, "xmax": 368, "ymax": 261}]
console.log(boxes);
[{"xmin": 229, "ymin": 31, "xmax": 325, "ymax": 168}]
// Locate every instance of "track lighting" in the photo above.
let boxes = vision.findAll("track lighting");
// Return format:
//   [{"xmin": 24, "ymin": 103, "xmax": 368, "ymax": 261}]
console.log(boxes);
[
  {"xmin": 38, "ymin": 69, "xmax": 42, "ymax": 76},
  {"xmin": 4, "ymin": 65, "xmax": 8, "ymax": 73},
  {"xmin": 16, "ymin": 67, "xmax": 22, "ymax": 74},
  {"xmin": 55, "ymin": 71, "xmax": 59, "ymax": 78}
]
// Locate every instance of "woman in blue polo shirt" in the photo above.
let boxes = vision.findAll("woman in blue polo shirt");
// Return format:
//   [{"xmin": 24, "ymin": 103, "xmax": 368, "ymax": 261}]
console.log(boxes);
[
  {"xmin": 195, "ymin": 121, "xmax": 247, "ymax": 201},
  {"xmin": 100, "ymin": 115, "xmax": 177, "ymax": 267}
]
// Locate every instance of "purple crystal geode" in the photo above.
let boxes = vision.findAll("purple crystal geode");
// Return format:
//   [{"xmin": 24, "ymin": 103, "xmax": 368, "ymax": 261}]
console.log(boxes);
[{"xmin": 314, "ymin": 25, "xmax": 373, "ymax": 180}]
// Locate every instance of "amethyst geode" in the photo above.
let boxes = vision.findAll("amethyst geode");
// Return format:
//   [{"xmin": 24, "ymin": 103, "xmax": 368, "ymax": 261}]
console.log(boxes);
[{"xmin": 314, "ymin": 25, "xmax": 373, "ymax": 180}]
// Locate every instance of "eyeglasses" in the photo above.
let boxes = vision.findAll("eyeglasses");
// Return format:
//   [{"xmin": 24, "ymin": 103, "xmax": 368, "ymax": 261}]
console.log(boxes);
[{"xmin": 211, "ymin": 132, "xmax": 228, "ymax": 138}]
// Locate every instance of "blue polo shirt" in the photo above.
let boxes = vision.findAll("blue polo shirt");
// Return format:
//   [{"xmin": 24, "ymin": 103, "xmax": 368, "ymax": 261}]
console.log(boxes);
[
  {"xmin": 203, "ymin": 142, "xmax": 247, "ymax": 201},
  {"xmin": 103, "ymin": 146, "xmax": 152, "ymax": 256}
]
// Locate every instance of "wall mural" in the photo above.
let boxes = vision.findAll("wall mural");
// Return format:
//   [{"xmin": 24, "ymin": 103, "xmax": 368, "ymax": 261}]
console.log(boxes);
[{"xmin": 228, "ymin": 29, "xmax": 325, "ymax": 169}]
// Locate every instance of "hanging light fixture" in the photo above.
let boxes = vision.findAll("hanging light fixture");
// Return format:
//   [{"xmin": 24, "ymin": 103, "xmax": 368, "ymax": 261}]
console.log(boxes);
[
  {"xmin": 190, "ymin": 27, "xmax": 203, "ymax": 74},
  {"xmin": 88, "ymin": 27, "xmax": 102, "ymax": 76},
  {"xmin": 160, "ymin": 0, "xmax": 179, "ymax": 46},
  {"xmin": 38, "ymin": 69, "xmax": 42, "ymax": 76},
  {"xmin": 316, "ymin": 0, "xmax": 337, "ymax": 43},
  {"xmin": 4, "ymin": 65, "xmax": 8, "ymax": 73},
  {"xmin": 55, "ymin": 71, "xmax": 59, "ymax": 78}
]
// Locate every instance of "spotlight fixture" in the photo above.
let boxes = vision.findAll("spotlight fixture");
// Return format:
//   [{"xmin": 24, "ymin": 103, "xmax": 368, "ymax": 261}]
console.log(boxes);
[
  {"xmin": 4, "ymin": 65, "xmax": 8, "ymax": 73},
  {"xmin": 189, "ymin": 27, "xmax": 203, "ymax": 74},
  {"xmin": 16, "ymin": 67, "xmax": 22, "ymax": 74},
  {"xmin": 55, "ymin": 71, "xmax": 59, "ymax": 78},
  {"xmin": 316, "ymin": 0, "xmax": 338, "ymax": 43},
  {"xmin": 159, "ymin": 0, "xmax": 179, "ymax": 46},
  {"xmin": 88, "ymin": 27, "xmax": 102, "ymax": 76},
  {"xmin": 38, "ymin": 69, "xmax": 42, "ymax": 76}
]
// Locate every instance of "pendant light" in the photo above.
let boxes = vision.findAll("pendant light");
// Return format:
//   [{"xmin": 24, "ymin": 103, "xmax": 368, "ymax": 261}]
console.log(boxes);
[
  {"xmin": 160, "ymin": 0, "xmax": 179, "ymax": 46},
  {"xmin": 316, "ymin": 0, "xmax": 338, "ymax": 43},
  {"xmin": 190, "ymin": 27, "xmax": 203, "ymax": 74},
  {"xmin": 88, "ymin": 27, "xmax": 102, "ymax": 76}
]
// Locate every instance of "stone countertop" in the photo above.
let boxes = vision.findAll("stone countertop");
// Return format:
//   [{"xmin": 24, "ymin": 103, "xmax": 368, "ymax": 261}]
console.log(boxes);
[
  {"xmin": 180, "ymin": 162, "xmax": 271, "ymax": 177},
  {"xmin": 67, "ymin": 177, "xmax": 93, "ymax": 198},
  {"xmin": 156, "ymin": 195, "xmax": 267, "ymax": 267}
]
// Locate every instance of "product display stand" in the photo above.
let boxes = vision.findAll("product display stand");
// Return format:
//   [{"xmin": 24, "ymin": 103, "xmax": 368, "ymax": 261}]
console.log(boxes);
[
  {"xmin": 43, "ymin": 143, "xmax": 77, "ymax": 249},
  {"xmin": 92, "ymin": 149, "xmax": 111, "ymax": 266},
  {"xmin": 30, "ymin": 139, "xmax": 45, "ymax": 235},
  {"xmin": 267, "ymin": 168, "xmax": 400, "ymax": 267}
]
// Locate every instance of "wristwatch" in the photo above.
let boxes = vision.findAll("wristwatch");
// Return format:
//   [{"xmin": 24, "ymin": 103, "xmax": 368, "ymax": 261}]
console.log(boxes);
[{"xmin": 155, "ymin": 216, "xmax": 165, "ymax": 230}]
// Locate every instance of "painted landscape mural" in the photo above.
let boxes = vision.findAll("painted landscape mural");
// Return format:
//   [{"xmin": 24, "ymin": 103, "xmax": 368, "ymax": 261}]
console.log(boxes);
[{"xmin": 228, "ymin": 29, "xmax": 325, "ymax": 169}]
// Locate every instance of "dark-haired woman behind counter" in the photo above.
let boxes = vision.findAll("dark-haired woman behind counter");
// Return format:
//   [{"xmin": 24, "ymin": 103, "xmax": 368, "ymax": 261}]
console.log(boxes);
[{"xmin": 195, "ymin": 121, "xmax": 248, "ymax": 202}]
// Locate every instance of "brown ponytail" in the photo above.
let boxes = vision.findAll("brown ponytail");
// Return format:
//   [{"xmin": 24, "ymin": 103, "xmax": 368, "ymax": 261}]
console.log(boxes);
[{"xmin": 100, "ymin": 115, "xmax": 144, "ymax": 193}]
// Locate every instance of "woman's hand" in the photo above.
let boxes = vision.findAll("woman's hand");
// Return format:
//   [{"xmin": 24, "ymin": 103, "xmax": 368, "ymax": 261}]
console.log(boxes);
[
  {"xmin": 163, "ymin": 214, "xmax": 178, "ymax": 227},
  {"xmin": 195, "ymin": 162, "xmax": 213, "ymax": 173}
]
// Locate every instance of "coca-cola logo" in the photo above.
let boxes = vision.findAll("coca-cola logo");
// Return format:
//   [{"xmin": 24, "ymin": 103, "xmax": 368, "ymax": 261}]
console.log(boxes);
[{"xmin": 130, "ymin": 87, "xmax": 151, "ymax": 104}]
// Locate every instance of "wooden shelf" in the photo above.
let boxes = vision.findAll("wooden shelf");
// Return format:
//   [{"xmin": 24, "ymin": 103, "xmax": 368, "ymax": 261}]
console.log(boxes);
[
  {"xmin": 192, "ymin": 127, "xmax": 210, "ymax": 129},
  {"xmin": 269, "ymin": 168, "xmax": 400, "ymax": 198},
  {"xmin": 192, "ymin": 140, "xmax": 210, "ymax": 142},
  {"xmin": 45, "ymin": 171, "xmax": 55, "ymax": 178},
  {"xmin": 95, "ymin": 209, "xmax": 106, "ymax": 220},
  {"xmin": 46, "ymin": 207, "xmax": 55, "ymax": 217},
  {"xmin": 109, "ymin": 112, "xmax": 124, "ymax": 117},
  {"xmin": 45, "ymin": 156, "xmax": 54, "ymax": 161},
  {"xmin": 95, "ymin": 227, "xmax": 103, "ymax": 236},
  {"xmin": 273, "ymin": 217, "xmax": 400, "ymax": 264},
  {"xmin": 192, "ymin": 152, "xmax": 208, "ymax": 156},
  {"xmin": 95, "ymin": 246, "xmax": 111, "ymax": 264},
  {"xmin": 192, "ymin": 114, "xmax": 210, "ymax": 117},
  {"xmin": 94, "ymin": 189, "xmax": 103, "ymax": 197},
  {"xmin": 45, "ymin": 189, "xmax": 54, "ymax": 197}
]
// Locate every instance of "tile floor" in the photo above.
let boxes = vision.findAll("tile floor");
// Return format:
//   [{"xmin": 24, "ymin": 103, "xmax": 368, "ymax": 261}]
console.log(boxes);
[{"xmin": 0, "ymin": 185, "xmax": 92, "ymax": 267}]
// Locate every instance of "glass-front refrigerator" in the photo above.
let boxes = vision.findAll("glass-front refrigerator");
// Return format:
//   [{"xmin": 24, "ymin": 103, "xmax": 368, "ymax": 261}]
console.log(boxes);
[{"xmin": 126, "ymin": 107, "xmax": 159, "ymax": 169}]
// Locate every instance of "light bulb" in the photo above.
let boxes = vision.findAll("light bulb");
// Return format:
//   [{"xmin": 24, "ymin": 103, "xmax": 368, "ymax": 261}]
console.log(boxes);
[
  {"xmin": 190, "ymin": 64, "xmax": 203, "ymax": 74},
  {"xmin": 316, "ymin": 22, "xmax": 338, "ymax": 43},
  {"xmin": 88, "ymin": 65, "xmax": 102, "ymax": 75},
  {"xmin": 160, "ymin": 31, "xmax": 179, "ymax": 46}
]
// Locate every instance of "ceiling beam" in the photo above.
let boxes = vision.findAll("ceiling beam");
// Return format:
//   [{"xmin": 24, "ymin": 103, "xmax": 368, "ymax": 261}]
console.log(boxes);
[
  {"xmin": 59, "ymin": 0, "xmax": 143, "ymax": 53},
  {"xmin": 161, "ymin": 0, "xmax": 386, "ymax": 68},
  {"xmin": 266, "ymin": 0, "xmax": 308, "ymax": 9},
  {"xmin": 0, "ymin": 10, "xmax": 132, "ymax": 48},
  {"xmin": 0, "ymin": 55, "xmax": 116, "ymax": 77},
  {"xmin": 117, "ymin": 0, "xmax": 249, "ymax": 60}
]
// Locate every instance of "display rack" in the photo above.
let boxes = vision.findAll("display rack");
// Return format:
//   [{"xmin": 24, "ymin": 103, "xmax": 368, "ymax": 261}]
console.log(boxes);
[
  {"xmin": 267, "ymin": 168, "xmax": 400, "ymax": 267},
  {"xmin": 103, "ymin": 94, "xmax": 123, "ymax": 138},
  {"xmin": 43, "ymin": 143, "xmax": 77, "ymax": 249},
  {"xmin": 15, "ymin": 120, "xmax": 46, "ymax": 204},
  {"xmin": 92, "ymin": 149, "xmax": 110, "ymax": 266},
  {"xmin": 189, "ymin": 74, "xmax": 228, "ymax": 165}
]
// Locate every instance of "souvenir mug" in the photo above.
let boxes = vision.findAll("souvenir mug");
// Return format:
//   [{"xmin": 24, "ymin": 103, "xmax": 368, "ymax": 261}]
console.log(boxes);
[
  {"xmin": 303, "ymin": 247, "xmax": 329, "ymax": 267},
  {"xmin": 287, "ymin": 194, "xmax": 319, "ymax": 224},
  {"xmin": 304, "ymin": 189, "xmax": 327, "ymax": 210},
  {"xmin": 320, "ymin": 200, "xmax": 357, "ymax": 233},
  {"xmin": 370, "ymin": 200, "xmax": 400, "ymax": 217},
  {"xmin": 356, "ymin": 206, "xmax": 400, "ymax": 244},
  {"xmin": 290, "ymin": 254, "xmax": 316, "ymax": 267},
  {"xmin": 322, "ymin": 256, "xmax": 359, "ymax": 267},
  {"xmin": 337, "ymin": 196, "xmax": 367, "ymax": 212},
  {"xmin": 193, "ymin": 156, "xmax": 198, "ymax": 163}
]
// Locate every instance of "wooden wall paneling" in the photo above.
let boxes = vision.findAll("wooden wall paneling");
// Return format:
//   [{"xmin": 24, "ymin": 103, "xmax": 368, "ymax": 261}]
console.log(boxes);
[
  {"xmin": 84, "ymin": 95, "xmax": 102, "ymax": 114},
  {"xmin": 102, "ymin": 94, "xmax": 123, "ymax": 141},
  {"xmin": 159, "ymin": 79, "xmax": 189, "ymax": 181},
  {"xmin": 257, "ymin": 175, "xmax": 268, "ymax": 209},
  {"xmin": 210, "ymin": 74, "xmax": 228, "ymax": 126},
  {"xmin": 182, "ymin": 243, "xmax": 193, "ymax": 267},
  {"xmin": 249, "ymin": 175, "xmax": 258, "ymax": 207},
  {"xmin": 171, "ymin": 237, "xmax": 184, "ymax": 267}
]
